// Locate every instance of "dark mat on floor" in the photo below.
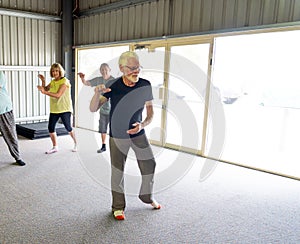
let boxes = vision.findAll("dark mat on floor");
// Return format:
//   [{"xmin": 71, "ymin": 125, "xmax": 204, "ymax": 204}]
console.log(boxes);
[{"xmin": 16, "ymin": 121, "xmax": 68, "ymax": 139}]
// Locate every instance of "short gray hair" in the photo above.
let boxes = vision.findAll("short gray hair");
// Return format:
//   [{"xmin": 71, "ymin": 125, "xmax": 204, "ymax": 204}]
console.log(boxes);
[
  {"xmin": 100, "ymin": 63, "xmax": 110, "ymax": 69},
  {"xmin": 118, "ymin": 51, "xmax": 139, "ymax": 66}
]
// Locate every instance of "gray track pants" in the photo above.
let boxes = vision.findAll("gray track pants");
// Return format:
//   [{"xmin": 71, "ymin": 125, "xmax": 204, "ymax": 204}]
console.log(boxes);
[{"xmin": 0, "ymin": 110, "xmax": 21, "ymax": 161}]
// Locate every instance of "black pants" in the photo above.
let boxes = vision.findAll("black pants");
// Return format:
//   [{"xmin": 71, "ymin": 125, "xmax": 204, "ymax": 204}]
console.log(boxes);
[{"xmin": 48, "ymin": 112, "xmax": 73, "ymax": 133}]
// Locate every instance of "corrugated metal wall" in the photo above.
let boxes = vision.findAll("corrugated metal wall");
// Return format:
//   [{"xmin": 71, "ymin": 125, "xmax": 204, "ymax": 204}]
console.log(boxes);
[
  {"xmin": 78, "ymin": 0, "xmax": 123, "ymax": 9},
  {"xmin": 0, "ymin": 0, "xmax": 60, "ymax": 15},
  {"xmin": 74, "ymin": 0, "xmax": 300, "ymax": 46},
  {"xmin": 75, "ymin": 0, "xmax": 169, "ymax": 45},
  {"xmin": 0, "ymin": 0, "xmax": 61, "ymax": 122}
]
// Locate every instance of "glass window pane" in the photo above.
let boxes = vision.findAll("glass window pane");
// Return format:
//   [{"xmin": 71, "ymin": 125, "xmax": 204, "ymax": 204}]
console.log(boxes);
[
  {"xmin": 77, "ymin": 46, "xmax": 129, "ymax": 131},
  {"xmin": 166, "ymin": 44, "xmax": 210, "ymax": 151},
  {"xmin": 210, "ymin": 30, "xmax": 300, "ymax": 178},
  {"xmin": 135, "ymin": 48, "xmax": 165, "ymax": 142}
]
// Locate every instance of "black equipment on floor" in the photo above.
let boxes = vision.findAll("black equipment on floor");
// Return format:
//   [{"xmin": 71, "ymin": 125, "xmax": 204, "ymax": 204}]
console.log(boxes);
[{"xmin": 16, "ymin": 122, "xmax": 68, "ymax": 139}]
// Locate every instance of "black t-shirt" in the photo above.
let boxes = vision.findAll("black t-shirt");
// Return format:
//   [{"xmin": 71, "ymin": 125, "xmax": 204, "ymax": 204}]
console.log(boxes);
[{"xmin": 103, "ymin": 77, "xmax": 153, "ymax": 138}]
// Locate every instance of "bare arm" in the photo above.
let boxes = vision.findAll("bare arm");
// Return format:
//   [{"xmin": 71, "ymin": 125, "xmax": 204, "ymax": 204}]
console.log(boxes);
[
  {"xmin": 89, "ymin": 86, "xmax": 110, "ymax": 112},
  {"xmin": 127, "ymin": 100, "xmax": 154, "ymax": 135},
  {"xmin": 38, "ymin": 74, "xmax": 50, "ymax": 91},
  {"xmin": 78, "ymin": 72, "xmax": 91, "ymax": 86},
  {"xmin": 37, "ymin": 84, "xmax": 67, "ymax": 98},
  {"xmin": 141, "ymin": 101, "xmax": 154, "ymax": 128}
]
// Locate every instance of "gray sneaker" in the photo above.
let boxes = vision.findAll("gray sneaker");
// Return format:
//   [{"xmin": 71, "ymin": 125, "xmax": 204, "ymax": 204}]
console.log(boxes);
[{"xmin": 97, "ymin": 147, "xmax": 106, "ymax": 153}]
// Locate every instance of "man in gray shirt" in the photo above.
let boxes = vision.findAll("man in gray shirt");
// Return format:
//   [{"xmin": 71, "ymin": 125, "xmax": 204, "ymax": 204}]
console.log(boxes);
[{"xmin": 78, "ymin": 63, "xmax": 115, "ymax": 153}]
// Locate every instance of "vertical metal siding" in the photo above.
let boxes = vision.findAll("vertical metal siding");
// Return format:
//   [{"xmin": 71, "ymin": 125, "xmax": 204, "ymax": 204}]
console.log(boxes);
[
  {"xmin": 79, "ymin": 0, "xmax": 124, "ymax": 10},
  {"xmin": 114, "ymin": 9, "xmax": 122, "ymax": 40},
  {"xmin": 109, "ymin": 11, "xmax": 117, "ymax": 40},
  {"xmin": 0, "ymin": 0, "xmax": 61, "ymax": 15},
  {"xmin": 141, "ymin": 4, "xmax": 150, "ymax": 38},
  {"xmin": 149, "ymin": 2, "xmax": 157, "ymax": 36},
  {"xmin": 262, "ymin": 0, "xmax": 277, "ymax": 24},
  {"xmin": 277, "ymin": 0, "xmax": 291, "ymax": 22},
  {"xmin": 74, "ymin": 0, "xmax": 171, "ymax": 45},
  {"xmin": 172, "ymin": 0, "xmax": 183, "ymax": 35},
  {"xmin": 19, "ymin": 71, "xmax": 26, "ymax": 118},
  {"xmin": 31, "ymin": 19, "xmax": 39, "ymax": 65},
  {"xmin": 212, "ymin": 0, "xmax": 225, "ymax": 30},
  {"xmin": 248, "ymin": 0, "xmax": 263, "ymax": 26},
  {"xmin": 222, "ymin": 0, "xmax": 237, "ymax": 29},
  {"xmin": 10, "ymin": 17, "xmax": 18, "ymax": 64},
  {"xmin": 38, "ymin": 21, "xmax": 46, "ymax": 65},
  {"xmin": 0, "ymin": 0, "xmax": 61, "ymax": 122},
  {"xmin": 158, "ymin": 0, "xmax": 169, "ymax": 36},
  {"xmin": 124, "ymin": 7, "xmax": 132, "ymax": 40},
  {"xmin": 190, "ymin": 0, "xmax": 201, "ymax": 32},
  {"xmin": 235, "ymin": 0, "xmax": 248, "ymax": 28},
  {"xmin": 75, "ymin": 0, "xmax": 300, "ymax": 46},
  {"xmin": 293, "ymin": 0, "xmax": 300, "ymax": 20},
  {"xmin": 0, "ymin": 69, "xmax": 52, "ymax": 121},
  {"xmin": 201, "ymin": 0, "xmax": 213, "ymax": 32}
]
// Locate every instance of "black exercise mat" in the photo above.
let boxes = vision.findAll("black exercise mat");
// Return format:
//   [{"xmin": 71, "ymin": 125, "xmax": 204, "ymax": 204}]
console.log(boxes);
[{"xmin": 16, "ymin": 121, "xmax": 68, "ymax": 139}]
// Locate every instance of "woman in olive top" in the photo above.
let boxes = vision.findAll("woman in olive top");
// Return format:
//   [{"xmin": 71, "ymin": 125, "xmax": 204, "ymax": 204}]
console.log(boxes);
[{"xmin": 37, "ymin": 63, "xmax": 77, "ymax": 154}]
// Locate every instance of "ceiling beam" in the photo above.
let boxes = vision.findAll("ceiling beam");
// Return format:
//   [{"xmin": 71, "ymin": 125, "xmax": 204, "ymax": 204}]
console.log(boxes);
[
  {"xmin": 77, "ymin": 0, "xmax": 158, "ymax": 18},
  {"xmin": 0, "ymin": 7, "xmax": 61, "ymax": 22}
]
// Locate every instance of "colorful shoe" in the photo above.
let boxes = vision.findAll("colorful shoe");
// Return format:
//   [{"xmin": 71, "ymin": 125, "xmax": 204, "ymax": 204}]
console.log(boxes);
[
  {"xmin": 113, "ymin": 210, "xmax": 125, "ymax": 220},
  {"xmin": 151, "ymin": 200, "xmax": 161, "ymax": 210},
  {"xmin": 46, "ymin": 147, "xmax": 58, "ymax": 154}
]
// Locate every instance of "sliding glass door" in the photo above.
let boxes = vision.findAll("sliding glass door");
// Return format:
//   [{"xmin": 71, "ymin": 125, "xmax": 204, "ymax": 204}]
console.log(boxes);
[
  {"xmin": 165, "ymin": 42, "xmax": 211, "ymax": 154},
  {"xmin": 134, "ymin": 41, "xmax": 212, "ymax": 154},
  {"xmin": 211, "ymin": 29, "xmax": 300, "ymax": 178},
  {"xmin": 134, "ymin": 47, "xmax": 165, "ymax": 145}
]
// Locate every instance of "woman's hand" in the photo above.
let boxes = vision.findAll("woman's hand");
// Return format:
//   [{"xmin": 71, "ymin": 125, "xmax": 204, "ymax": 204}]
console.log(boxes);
[
  {"xmin": 37, "ymin": 85, "xmax": 46, "ymax": 94},
  {"xmin": 38, "ymin": 74, "xmax": 46, "ymax": 88}
]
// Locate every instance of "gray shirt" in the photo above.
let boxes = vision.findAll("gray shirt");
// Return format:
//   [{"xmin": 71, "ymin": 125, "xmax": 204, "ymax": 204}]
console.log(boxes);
[{"xmin": 89, "ymin": 76, "xmax": 114, "ymax": 115}]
